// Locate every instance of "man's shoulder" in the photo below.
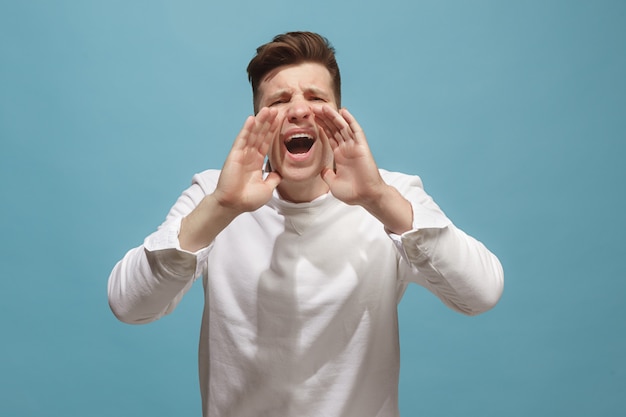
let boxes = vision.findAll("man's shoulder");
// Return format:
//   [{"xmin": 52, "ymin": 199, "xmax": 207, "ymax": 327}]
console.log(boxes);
[
  {"xmin": 190, "ymin": 169, "xmax": 221, "ymax": 193},
  {"xmin": 378, "ymin": 168, "xmax": 424, "ymax": 190},
  {"xmin": 193, "ymin": 169, "xmax": 221, "ymax": 180}
]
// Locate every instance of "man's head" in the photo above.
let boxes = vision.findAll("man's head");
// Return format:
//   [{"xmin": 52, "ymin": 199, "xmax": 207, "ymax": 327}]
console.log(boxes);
[{"xmin": 247, "ymin": 31, "xmax": 341, "ymax": 113}]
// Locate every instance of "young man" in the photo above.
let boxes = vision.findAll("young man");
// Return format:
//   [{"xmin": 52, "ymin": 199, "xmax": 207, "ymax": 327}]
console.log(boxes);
[{"xmin": 108, "ymin": 31, "xmax": 504, "ymax": 417}]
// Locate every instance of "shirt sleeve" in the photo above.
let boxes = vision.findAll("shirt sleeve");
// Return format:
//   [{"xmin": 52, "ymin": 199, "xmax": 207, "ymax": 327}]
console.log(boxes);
[
  {"xmin": 382, "ymin": 170, "xmax": 504, "ymax": 316},
  {"xmin": 107, "ymin": 170, "xmax": 219, "ymax": 324}
]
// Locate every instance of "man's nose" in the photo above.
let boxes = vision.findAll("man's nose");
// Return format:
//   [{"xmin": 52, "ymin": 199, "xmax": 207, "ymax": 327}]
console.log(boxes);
[{"xmin": 287, "ymin": 100, "xmax": 312, "ymax": 122}]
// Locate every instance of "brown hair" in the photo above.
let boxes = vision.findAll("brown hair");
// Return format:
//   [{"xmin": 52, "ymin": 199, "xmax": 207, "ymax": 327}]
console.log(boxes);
[{"xmin": 247, "ymin": 31, "xmax": 341, "ymax": 112}]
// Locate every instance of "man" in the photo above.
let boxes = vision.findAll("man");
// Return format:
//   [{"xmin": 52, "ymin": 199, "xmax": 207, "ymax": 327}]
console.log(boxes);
[{"xmin": 108, "ymin": 31, "xmax": 503, "ymax": 417}]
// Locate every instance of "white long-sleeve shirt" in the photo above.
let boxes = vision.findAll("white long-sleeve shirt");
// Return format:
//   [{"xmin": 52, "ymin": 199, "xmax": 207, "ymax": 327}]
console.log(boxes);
[{"xmin": 108, "ymin": 169, "xmax": 503, "ymax": 417}]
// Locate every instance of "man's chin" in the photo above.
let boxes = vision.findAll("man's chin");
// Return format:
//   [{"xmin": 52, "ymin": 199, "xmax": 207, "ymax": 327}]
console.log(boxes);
[{"xmin": 277, "ymin": 161, "xmax": 329, "ymax": 183}]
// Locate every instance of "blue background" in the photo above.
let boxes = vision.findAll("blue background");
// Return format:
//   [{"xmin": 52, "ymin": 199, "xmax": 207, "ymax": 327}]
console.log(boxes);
[{"xmin": 1, "ymin": 1, "xmax": 624, "ymax": 416}]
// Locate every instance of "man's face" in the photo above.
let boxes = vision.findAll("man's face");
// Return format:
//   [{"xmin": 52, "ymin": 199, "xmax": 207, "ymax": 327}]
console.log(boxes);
[{"xmin": 257, "ymin": 62, "xmax": 337, "ymax": 192}]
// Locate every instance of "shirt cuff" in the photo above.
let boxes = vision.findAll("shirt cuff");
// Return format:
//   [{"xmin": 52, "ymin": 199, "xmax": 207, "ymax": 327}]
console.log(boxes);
[
  {"xmin": 388, "ymin": 200, "xmax": 451, "ymax": 264},
  {"xmin": 144, "ymin": 217, "xmax": 212, "ymax": 280}
]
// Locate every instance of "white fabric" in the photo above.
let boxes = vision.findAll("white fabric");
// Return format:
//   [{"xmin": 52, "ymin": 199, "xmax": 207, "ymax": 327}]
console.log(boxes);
[{"xmin": 108, "ymin": 169, "xmax": 503, "ymax": 417}]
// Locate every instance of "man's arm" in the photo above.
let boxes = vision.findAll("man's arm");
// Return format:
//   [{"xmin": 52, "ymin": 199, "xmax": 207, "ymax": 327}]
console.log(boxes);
[
  {"xmin": 107, "ymin": 180, "xmax": 209, "ymax": 324},
  {"xmin": 399, "ymin": 223, "xmax": 504, "ymax": 315},
  {"xmin": 313, "ymin": 106, "xmax": 503, "ymax": 314},
  {"xmin": 312, "ymin": 106, "xmax": 414, "ymax": 234},
  {"xmin": 179, "ymin": 107, "xmax": 282, "ymax": 251},
  {"xmin": 379, "ymin": 170, "xmax": 504, "ymax": 315},
  {"xmin": 108, "ymin": 108, "xmax": 283, "ymax": 323}
]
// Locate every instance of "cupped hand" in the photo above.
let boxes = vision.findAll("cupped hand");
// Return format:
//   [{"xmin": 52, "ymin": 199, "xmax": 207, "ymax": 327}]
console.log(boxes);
[
  {"xmin": 214, "ymin": 107, "xmax": 283, "ymax": 213},
  {"xmin": 312, "ymin": 105, "xmax": 386, "ymax": 206}
]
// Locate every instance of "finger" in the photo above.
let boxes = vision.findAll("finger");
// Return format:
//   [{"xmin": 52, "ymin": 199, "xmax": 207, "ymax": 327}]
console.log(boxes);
[
  {"xmin": 317, "ymin": 125, "xmax": 338, "ymax": 151},
  {"xmin": 322, "ymin": 105, "xmax": 355, "ymax": 142},
  {"xmin": 339, "ymin": 108, "xmax": 365, "ymax": 142},
  {"xmin": 314, "ymin": 105, "xmax": 348, "ymax": 144},
  {"xmin": 320, "ymin": 166, "xmax": 337, "ymax": 186},
  {"xmin": 263, "ymin": 171, "xmax": 282, "ymax": 190},
  {"xmin": 314, "ymin": 112, "xmax": 340, "ymax": 146},
  {"xmin": 251, "ymin": 107, "xmax": 278, "ymax": 149},
  {"xmin": 232, "ymin": 115, "xmax": 257, "ymax": 150},
  {"xmin": 312, "ymin": 105, "xmax": 332, "ymax": 130},
  {"xmin": 258, "ymin": 111, "xmax": 281, "ymax": 156}
]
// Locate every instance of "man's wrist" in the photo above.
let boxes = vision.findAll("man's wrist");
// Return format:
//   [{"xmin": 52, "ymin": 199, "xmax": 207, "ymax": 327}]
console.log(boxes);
[
  {"xmin": 361, "ymin": 184, "xmax": 413, "ymax": 235},
  {"xmin": 179, "ymin": 193, "xmax": 240, "ymax": 252}
]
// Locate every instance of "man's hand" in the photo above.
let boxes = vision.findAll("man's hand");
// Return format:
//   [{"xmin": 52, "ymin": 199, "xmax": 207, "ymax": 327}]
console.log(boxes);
[
  {"xmin": 179, "ymin": 108, "xmax": 282, "ymax": 252},
  {"xmin": 312, "ymin": 106, "xmax": 386, "ymax": 206},
  {"xmin": 214, "ymin": 107, "xmax": 283, "ymax": 214},
  {"xmin": 313, "ymin": 106, "xmax": 413, "ymax": 235}
]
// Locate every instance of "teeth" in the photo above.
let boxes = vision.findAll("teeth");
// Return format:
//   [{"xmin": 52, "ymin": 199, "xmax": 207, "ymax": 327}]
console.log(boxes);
[{"xmin": 287, "ymin": 133, "xmax": 313, "ymax": 141}]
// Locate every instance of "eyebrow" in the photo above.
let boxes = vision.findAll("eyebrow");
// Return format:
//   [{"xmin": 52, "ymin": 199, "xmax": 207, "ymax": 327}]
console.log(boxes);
[
  {"xmin": 265, "ymin": 86, "xmax": 329, "ymax": 101},
  {"xmin": 303, "ymin": 86, "xmax": 330, "ymax": 97},
  {"xmin": 265, "ymin": 89, "xmax": 292, "ymax": 102}
]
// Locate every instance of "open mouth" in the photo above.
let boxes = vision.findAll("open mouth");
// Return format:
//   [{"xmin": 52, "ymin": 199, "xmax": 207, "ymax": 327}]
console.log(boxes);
[{"xmin": 285, "ymin": 134, "xmax": 315, "ymax": 154}]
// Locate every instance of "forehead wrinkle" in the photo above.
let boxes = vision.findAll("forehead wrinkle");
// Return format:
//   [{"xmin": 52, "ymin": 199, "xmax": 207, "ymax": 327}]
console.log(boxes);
[
  {"xmin": 257, "ymin": 63, "xmax": 334, "ymax": 109},
  {"xmin": 266, "ymin": 84, "xmax": 329, "ymax": 101},
  {"xmin": 266, "ymin": 88, "xmax": 293, "ymax": 101},
  {"xmin": 303, "ymin": 85, "xmax": 329, "ymax": 97}
]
